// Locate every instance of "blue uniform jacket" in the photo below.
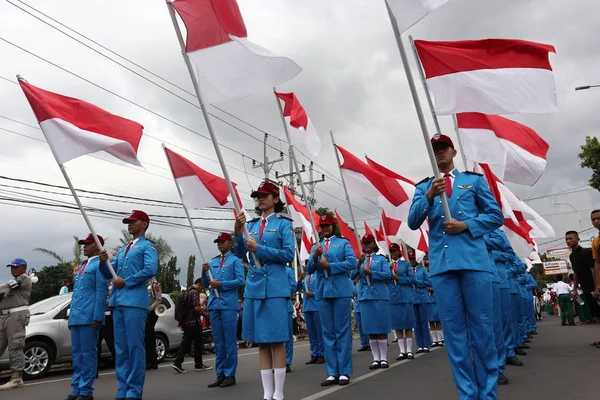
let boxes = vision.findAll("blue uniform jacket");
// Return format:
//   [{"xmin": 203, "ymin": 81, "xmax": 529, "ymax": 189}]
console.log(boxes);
[
  {"xmin": 525, "ymin": 273, "xmax": 537, "ymax": 291},
  {"xmin": 356, "ymin": 253, "xmax": 391, "ymax": 301},
  {"xmin": 484, "ymin": 229, "xmax": 512, "ymax": 289},
  {"xmin": 297, "ymin": 272, "xmax": 319, "ymax": 312},
  {"xmin": 307, "ymin": 236, "xmax": 357, "ymax": 299},
  {"xmin": 506, "ymin": 252, "xmax": 523, "ymax": 295},
  {"xmin": 101, "ymin": 236, "xmax": 158, "ymax": 310},
  {"xmin": 407, "ymin": 170, "xmax": 503, "ymax": 276},
  {"xmin": 287, "ymin": 268, "xmax": 297, "ymax": 313},
  {"xmin": 69, "ymin": 256, "xmax": 109, "ymax": 326},
  {"xmin": 485, "ymin": 249, "xmax": 501, "ymax": 284},
  {"xmin": 411, "ymin": 265, "xmax": 432, "ymax": 304},
  {"xmin": 233, "ymin": 214, "xmax": 295, "ymax": 299},
  {"xmin": 202, "ymin": 252, "xmax": 245, "ymax": 311},
  {"xmin": 389, "ymin": 260, "xmax": 416, "ymax": 305}
]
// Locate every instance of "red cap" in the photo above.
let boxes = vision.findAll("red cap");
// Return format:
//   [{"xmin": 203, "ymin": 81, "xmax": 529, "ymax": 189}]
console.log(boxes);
[
  {"xmin": 424, "ymin": 259, "xmax": 429, "ymax": 266},
  {"xmin": 318, "ymin": 214, "xmax": 336, "ymax": 226},
  {"xmin": 214, "ymin": 232, "xmax": 233, "ymax": 243},
  {"xmin": 122, "ymin": 210, "xmax": 150, "ymax": 224},
  {"xmin": 431, "ymin": 133, "xmax": 454, "ymax": 149},
  {"xmin": 78, "ymin": 233, "xmax": 105, "ymax": 246},
  {"xmin": 389, "ymin": 243, "xmax": 401, "ymax": 252},
  {"xmin": 251, "ymin": 181, "xmax": 280, "ymax": 198},
  {"xmin": 407, "ymin": 250, "xmax": 416, "ymax": 259},
  {"xmin": 361, "ymin": 234, "xmax": 376, "ymax": 243}
]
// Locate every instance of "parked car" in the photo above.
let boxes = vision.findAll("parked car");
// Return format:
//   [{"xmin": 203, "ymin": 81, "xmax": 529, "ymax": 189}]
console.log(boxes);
[{"xmin": 0, "ymin": 293, "xmax": 183, "ymax": 380}]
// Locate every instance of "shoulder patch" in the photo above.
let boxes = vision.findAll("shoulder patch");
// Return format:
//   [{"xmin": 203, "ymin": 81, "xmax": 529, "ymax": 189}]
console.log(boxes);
[
  {"xmin": 415, "ymin": 177, "xmax": 432, "ymax": 186},
  {"xmin": 249, "ymin": 217, "xmax": 260, "ymax": 223},
  {"xmin": 464, "ymin": 171, "xmax": 483, "ymax": 176},
  {"xmin": 277, "ymin": 215, "xmax": 294, "ymax": 222},
  {"xmin": 211, "ymin": 255, "xmax": 220, "ymax": 260},
  {"xmin": 146, "ymin": 238, "xmax": 156, "ymax": 244},
  {"xmin": 335, "ymin": 235, "xmax": 349, "ymax": 241}
]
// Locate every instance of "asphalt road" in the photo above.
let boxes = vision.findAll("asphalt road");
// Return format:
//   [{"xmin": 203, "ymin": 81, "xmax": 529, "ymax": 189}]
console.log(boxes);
[{"xmin": 2, "ymin": 314, "xmax": 599, "ymax": 399}]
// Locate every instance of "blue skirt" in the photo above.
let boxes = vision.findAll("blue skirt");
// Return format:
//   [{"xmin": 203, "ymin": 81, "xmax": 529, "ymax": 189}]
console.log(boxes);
[
  {"xmin": 242, "ymin": 298, "xmax": 289, "ymax": 343},
  {"xmin": 429, "ymin": 301, "xmax": 440, "ymax": 322},
  {"xmin": 360, "ymin": 300, "xmax": 390, "ymax": 335},
  {"xmin": 390, "ymin": 303, "xmax": 415, "ymax": 330}
]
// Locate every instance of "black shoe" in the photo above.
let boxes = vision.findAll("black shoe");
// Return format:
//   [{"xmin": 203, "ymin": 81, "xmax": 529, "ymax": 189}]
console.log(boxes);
[
  {"xmin": 172, "ymin": 363, "xmax": 186, "ymax": 373},
  {"xmin": 515, "ymin": 348, "xmax": 527, "ymax": 356},
  {"xmin": 305, "ymin": 356, "xmax": 318, "ymax": 365},
  {"xmin": 321, "ymin": 377, "xmax": 339, "ymax": 387},
  {"xmin": 220, "ymin": 376, "xmax": 236, "ymax": 388},
  {"xmin": 521, "ymin": 344, "xmax": 530, "ymax": 349},
  {"xmin": 524, "ymin": 338, "xmax": 531, "ymax": 343},
  {"xmin": 423, "ymin": 347, "xmax": 430, "ymax": 353},
  {"xmin": 357, "ymin": 346, "xmax": 369, "ymax": 352},
  {"xmin": 431, "ymin": 342, "xmax": 438, "ymax": 347},
  {"xmin": 380, "ymin": 360, "xmax": 389, "ymax": 369},
  {"xmin": 286, "ymin": 365, "xmax": 291, "ymax": 373},
  {"xmin": 66, "ymin": 395, "xmax": 79, "ymax": 400},
  {"xmin": 396, "ymin": 353, "xmax": 406, "ymax": 361},
  {"xmin": 195, "ymin": 364, "xmax": 213, "ymax": 371},
  {"xmin": 316, "ymin": 356, "xmax": 325, "ymax": 364},
  {"xmin": 369, "ymin": 361, "xmax": 381, "ymax": 370},
  {"xmin": 78, "ymin": 397, "xmax": 94, "ymax": 400},
  {"xmin": 407, "ymin": 352, "xmax": 414, "ymax": 359},
  {"xmin": 498, "ymin": 372, "xmax": 509, "ymax": 385},
  {"xmin": 338, "ymin": 375, "xmax": 350, "ymax": 386},
  {"xmin": 506, "ymin": 356, "xmax": 523, "ymax": 366},
  {"xmin": 392, "ymin": 339, "xmax": 398, "ymax": 343},
  {"xmin": 208, "ymin": 375, "xmax": 225, "ymax": 388},
  {"xmin": 416, "ymin": 347, "xmax": 424, "ymax": 353},
  {"xmin": 531, "ymin": 331, "xmax": 538, "ymax": 335}
]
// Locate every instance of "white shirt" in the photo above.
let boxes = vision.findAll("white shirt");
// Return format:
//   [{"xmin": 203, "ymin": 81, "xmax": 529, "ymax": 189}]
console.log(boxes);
[{"xmin": 554, "ymin": 281, "xmax": 572, "ymax": 295}]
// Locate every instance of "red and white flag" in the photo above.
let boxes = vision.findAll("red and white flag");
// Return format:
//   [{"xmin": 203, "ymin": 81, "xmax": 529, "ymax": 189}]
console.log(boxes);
[
  {"xmin": 300, "ymin": 230, "xmax": 315, "ymax": 262},
  {"xmin": 335, "ymin": 210, "xmax": 360, "ymax": 258},
  {"xmin": 414, "ymin": 39, "xmax": 558, "ymax": 115},
  {"xmin": 376, "ymin": 222, "xmax": 392, "ymax": 255},
  {"xmin": 19, "ymin": 79, "xmax": 143, "ymax": 166},
  {"xmin": 386, "ymin": 0, "xmax": 450, "ymax": 33},
  {"xmin": 363, "ymin": 220, "xmax": 374, "ymax": 237},
  {"xmin": 275, "ymin": 92, "xmax": 321, "ymax": 156},
  {"xmin": 170, "ymin": 0, "xmax": 301, "ymax": 104},
  {"xmin": 456, "ymin": 113, "xmax": 549, "ymax": 185},
  {"xmin": 282, "ymin": 186, "xmax": 320, "ymax": 239},
  {"xmin": 164, "ymin": 147, "xmax": 243, "ymax": 209}
]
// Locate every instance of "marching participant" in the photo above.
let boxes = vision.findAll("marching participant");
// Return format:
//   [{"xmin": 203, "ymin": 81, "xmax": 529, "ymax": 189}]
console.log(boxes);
[
  {"xmin": 145, "ymin": 277, "xmax": 162, "ymax": 370},
  {"xmin": 353, "ymin": 277, "xmax": 370, "ymax": 352},
  {"xmin": 297, "ymin": 270, "xmax": 324, "ymax": 365},
  {"xmin": 409, "ymin": 251, "xmax": 432, "ymax": 353},
  {"xmin": 67, "ymin": 234, "xmax": 109, "ymax": 400},
  {"xmin": 203, "ymin": 232, "xmax": 245, "ymax": 389},
  {"xmin": 308, "ymin": 213, "xmax": 357, "ymax": 387},
  {"xmin": 356, "ymin": 234, "xmax": 391, "ymax": 370},
  {"xmin": 234, "ymin": 181, "xmax": 295, "ymax": 400},
  {"xmin": 285, "ymin": 266, "xmax": 297, "ymax": 372},
  {"xmin": 388, "ymin": 243, "xmax": 417, "ymax": 360},
  {"xmin": 424, "ymin": 260, "xmax": 444, "ymax": 348}
]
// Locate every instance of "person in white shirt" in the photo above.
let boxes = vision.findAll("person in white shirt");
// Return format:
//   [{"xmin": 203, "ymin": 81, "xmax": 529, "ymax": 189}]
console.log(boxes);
[{"xmin": 554, "ymin": 275, "xmax": 574, "ymax": 326}]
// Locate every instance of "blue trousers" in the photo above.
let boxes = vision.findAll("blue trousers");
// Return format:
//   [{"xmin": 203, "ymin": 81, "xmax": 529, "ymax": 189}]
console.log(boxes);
[
  {"xmin": 491, "ymin": 283, "xmax": 506, "ymax": 374},
  {"xmin": 432, "ymin": 271, "xmax": 498, "ymax": 400},
  {"xmin": 510, "ymin": 293, "xmax": 522, "ymax": 348},
  {"xmin": 70, "ymin": 325, "xmax": 100, "ymax": 397},
  {"xmin": 319, "ymin": 297, "xmax": 353, "ymax": 376},
  {"xmin": 210, "ymin": 309, "xmax": 239, "ymax": 377},
  {"xmin": 527, "ymin": 297, "xmax": 537, "ymax": 332},
  {"xmin": 285, "ymin": 312, "xmax": 293, "ymax": 365},
  {"xmin": 413, "ymin": 303, "xmax": 432, "ymax": 348},
  {"xmin": 499, "ymin": 288, "xmax": 514, "ymax": 358},
  {"xmin": 519, "ymin": 298, "xmax": 528, "ymax": 342},
  {"xmin": 354, "ymin": 312, "xmax": 369, "ymax": 347},
  {"xmin": 113, "ymin": 306, "xmax": 147, "ymax": 399},
  {"xmin": 304, "ymin": 311, "xmax": 324, "ymax": 357}
]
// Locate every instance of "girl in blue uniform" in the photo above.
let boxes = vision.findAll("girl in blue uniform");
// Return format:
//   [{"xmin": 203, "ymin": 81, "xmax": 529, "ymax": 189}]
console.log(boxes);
[
  {"xmin": 425, "ymin": 259, "xmax": 444, "ymax": 347},
  {"xmin": 356, "ymin": 234, "xmax": 391, "ymax": 369},
  {"xmin": 234, "ymin": 181, "xmax": 295, "ymax": 400}
]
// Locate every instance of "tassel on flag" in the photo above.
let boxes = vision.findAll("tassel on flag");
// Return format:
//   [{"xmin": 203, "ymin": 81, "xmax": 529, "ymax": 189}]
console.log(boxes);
[
  {"xmin": 413, "ymin": 39, "xmax": 558, "ymax": 115},
  {"xmin": 456, "ymin": 112, "xmax": 549, "ymax": 186},
  {"xmin": 275, "ymin": 92, "xmax": 321, "ymax": 156},
  {"xmin": 169, "ymin": 0, "xmax": 301, "ymax": 104},
  {"xmin": 335, "ymin": 210, "xmax": 360, "ymax": 258},
  {"xmin": 386, "ymin": 0, "xmax": 450, "ymax": 34}
]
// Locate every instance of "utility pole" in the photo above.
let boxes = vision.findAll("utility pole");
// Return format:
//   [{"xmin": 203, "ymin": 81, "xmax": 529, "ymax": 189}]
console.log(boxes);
[
  {"xmin": 304, "ymin": 161, "xmax": 325, "ymax": 206},
  {"xmin": 252, "ymin": 133, "xmax": 284, "ymax": 179},
  {"xmin": 276, "ymin": 147, "xmax": 305, "ymax": 195}
]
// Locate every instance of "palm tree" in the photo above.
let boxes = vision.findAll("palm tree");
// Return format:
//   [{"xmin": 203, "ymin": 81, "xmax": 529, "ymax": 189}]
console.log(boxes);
[{"xmin": 34, "ymin": 235, "xmax": 82, "ymax": 267}]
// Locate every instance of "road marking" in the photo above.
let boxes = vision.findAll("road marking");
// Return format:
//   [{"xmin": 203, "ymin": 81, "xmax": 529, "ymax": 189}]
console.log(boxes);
[{"xmin": 300, "ymin": 347, "xmax": 441, "ymax": 400}]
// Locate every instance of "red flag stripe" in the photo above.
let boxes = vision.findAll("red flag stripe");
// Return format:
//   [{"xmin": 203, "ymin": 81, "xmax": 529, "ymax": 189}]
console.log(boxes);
[
  {"xmin": 365, "ymin": 156, "xmax": 416, "ymax": 185},
  {"xmin": 275, "ymin": 92, "xmax": 309, "ymax": 130},
  {"xmin": 335, "ymin": 210, "xmax": 360, "ymax": 258}
]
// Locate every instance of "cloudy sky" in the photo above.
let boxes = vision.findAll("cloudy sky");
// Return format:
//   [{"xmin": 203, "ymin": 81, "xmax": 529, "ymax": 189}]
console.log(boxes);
[{"xmin": 1, "ymin": 0, "xmax": 599, "ymax": 284}]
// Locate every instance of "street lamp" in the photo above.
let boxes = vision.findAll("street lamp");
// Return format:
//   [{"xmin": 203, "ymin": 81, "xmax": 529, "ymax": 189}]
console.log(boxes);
[
  {"xmin": 554, "ymin": 201, "xmax": 583, "ymax": 231},
  {"xmin": 575, "ymin": 84, "xmax": 600, "ymax": 91}
]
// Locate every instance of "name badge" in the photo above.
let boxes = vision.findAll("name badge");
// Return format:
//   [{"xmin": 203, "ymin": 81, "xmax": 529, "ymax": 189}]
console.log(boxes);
[
  {"xmin": 249, "ymin": 231, "xmax": 258, "ymax": 235},
  {"xmin": 332, "ymin": 244, "xmax": 340, "ymax": 248},
  {"xmin": 266, "ymin": 229, "xmax": 278, "ymax": 232},
  {"xmin": 457, "ymin": 185, "xmax": 472, "ymax": 189}
]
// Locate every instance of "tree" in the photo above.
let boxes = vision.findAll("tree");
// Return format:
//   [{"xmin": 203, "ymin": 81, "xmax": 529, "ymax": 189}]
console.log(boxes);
[
  {"xmin": 578, "ymin": 136, "xmax": 600, "ymax": 191},
  {"xmin": 30, "ymin": 262, "xmax": 74, "ymax": 304},
  {"xmin": 186, "ymin": 255, "xmax": 196, "ymax": 288},
  {"xmin": 158, "ymin": 256, "xmax": 181, "ymax": 293},
  {"xmin": 34, "ymin": 235, "xmax": 82, "ymax": 270}
]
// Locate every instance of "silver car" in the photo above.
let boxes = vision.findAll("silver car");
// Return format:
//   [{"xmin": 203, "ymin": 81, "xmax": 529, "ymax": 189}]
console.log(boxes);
[{"xmin": 0, "ymin": 293, "xmax": 183, "ymax": 380}]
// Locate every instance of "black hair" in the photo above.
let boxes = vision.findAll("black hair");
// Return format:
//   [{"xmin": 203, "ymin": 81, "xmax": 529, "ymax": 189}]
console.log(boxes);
[
  {"xmin": 556, "ymin": 274, "xmax": 563, "ymax": 282},
  {"xmin": 565, "ymin": 230, "xmax": 579, "ymax": 237},
  {"xmin": 253, "ymin": 195, "xmax": 286, "ymax": 215},
  {"xmin": 591, "ymin": 210, "xmax": 600, "ymax": 215},
  {"xmin": 194, "ymin": 278, "xmax": 203, "ymax": 285}
]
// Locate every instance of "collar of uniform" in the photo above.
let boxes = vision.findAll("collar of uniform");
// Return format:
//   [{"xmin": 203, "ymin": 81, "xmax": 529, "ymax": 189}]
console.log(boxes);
[
  {"xmin": 445, "ymin": 168, "xmax": 458, "ymax": 178},
  {"xmin": 87, "ymin": 255, "xmax": 99, "ymax": 262},
  {"xmin": 131, "ymin": 237, "xmax": 141, "ymax": 245},
  {"xmin": 261, "ymin": 213, "xmax": 276, "ymax": 224}
]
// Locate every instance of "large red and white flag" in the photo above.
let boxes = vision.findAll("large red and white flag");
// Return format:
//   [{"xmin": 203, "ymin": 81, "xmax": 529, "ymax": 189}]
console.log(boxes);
[
  {"xmin": 300, "ymin": 230, "xmax": 315, "ymax": 262},
  {"xmin": 477, "ymin": 163, "xmax": 554, "ymax": 257},
  {"xmin": 335, "ymin": 210, "xmax": 360, "ymax": 258},
  {"xmin": 170, "ymin": 0, "xmax": 301, "ymax": 104},
  {"xmin": 386, "ymin": 0, "xmax": 450, "ymax": 33},
  {"xmin": 414, "ymin": 39, "xmax": 558, "ymax": 115},
  {"xmin": 275, "ymin": 92, "xmax": 321, "ymax": 156},
  {"xmin": 18, "ymin": 79, "xmax": 143, "ymax": 166},
  {"xmin": 456, "ymin": 113, "xmax": 549, "ymax": 185},
  {"xmin": 376, "ymin": 222, "xmax": 392, "ymax": 255},
  {"xmin": 281, "ymin": 186, "xmax": 320, "ymax": 239},
  {"xmin": 164, "ymin": 147, "xmax": 243, "ymax": 209}
]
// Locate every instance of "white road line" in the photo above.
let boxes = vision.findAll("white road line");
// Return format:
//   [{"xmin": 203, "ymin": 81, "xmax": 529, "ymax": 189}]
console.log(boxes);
[{"xmin": 300, "ymin": 347, "xmax": 441, "ymax": 400}]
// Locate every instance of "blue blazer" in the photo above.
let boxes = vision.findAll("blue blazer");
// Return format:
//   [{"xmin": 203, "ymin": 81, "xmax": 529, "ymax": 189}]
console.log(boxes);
[
  {"xmin": 307, "ymin": 236, "xmax": 357, "ymax": 300},
  {"xmin": 297, "ymin": 272, "xmax": 319, "ymax": 312},
  {"xmin": 69, "ymin": 257, "xmax": 109, "ymax": 326},
  {"xmin": 202, "ymin": 252, "xmax": 245, "ymax": 311},
  {"xmin": 484, "ymin": 229, "xmax": 512, "ymax": 289},
  {"xmin": 101, "ymin": 236, "xmax": 158, "ymax": 310},
  {"xmin": 412, "ymin": 265, "xmax": 432, "ymax": 304},
  {"xmin": 234, "ymin": 214, "xmax": 295, "ymax": 299},
  {"xmin": 357, "ymin": 253, "xmax": 391, "ymax": 301},
  {"xmin": 389, "ymin": 260, "xmax": 416, "ymax": 305},
  {"xmin": 408, "ymin": 170, "xmax": 503, "ymax": 276}
]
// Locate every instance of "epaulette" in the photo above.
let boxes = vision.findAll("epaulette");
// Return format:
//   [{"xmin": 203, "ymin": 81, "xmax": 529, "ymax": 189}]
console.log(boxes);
[
  {"xmin": 415, "ymin": 177, "xmax": 432, "ymax": 186},
  {"xmin": 146, "ymin": 238, "xmax": 156, "ymax": 244},
  {"xmin": 211, "ymin": 255, "xmax": 220, "ymax": 260},
  {"xmin": 464, "ymin": 171, "xmax": 483, "ymax": 176},
  {"xmin": 277, "ymin": 214, "xmax": 294, "ymax": 222},
  {"xmin": 336, "ymin": 236, "xmax": 349, "ymax": 241},
  {"xmin": 249, "ymin": 217, "xmax": 260, "ymax": 223}
]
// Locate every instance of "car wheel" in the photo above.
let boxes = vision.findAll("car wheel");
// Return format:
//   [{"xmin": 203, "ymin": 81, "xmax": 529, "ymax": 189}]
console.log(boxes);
[
  {"xmin": 23, "ymin": 341, "xmax": 54, "ymax": 380},
  {"xmin": 155, "ymin": 334, "xmax": 168, "ymax": 363}
]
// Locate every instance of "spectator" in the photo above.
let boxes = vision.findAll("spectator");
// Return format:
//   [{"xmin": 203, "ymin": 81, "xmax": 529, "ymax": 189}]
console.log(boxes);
[{"xmin": 554, "ymin": 275, "xmax": 575, "ymax": 326}]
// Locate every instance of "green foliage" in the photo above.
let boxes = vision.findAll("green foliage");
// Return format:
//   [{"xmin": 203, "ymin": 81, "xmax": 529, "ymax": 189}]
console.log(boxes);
[
  {"xmin": 578, "ymin": 136, "xmax": 600, "ymax": 191},
  {"xmin": 33, "ymin": 235, "xmax": 81, "ymax": 269},
  {"xmin": 157, "ymin": 256, "xmax": 181, "ymax": 293},
  {"xmin": 30, "ymin": 263, "xmax": 74, "ymax": 304},
  {"xmin": 186, "ymin": 255, "xmax": 196, "ymax": 288}
]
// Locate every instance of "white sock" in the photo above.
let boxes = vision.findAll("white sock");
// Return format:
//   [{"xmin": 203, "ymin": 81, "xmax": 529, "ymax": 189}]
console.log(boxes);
[
  {"xmin": 261, "ymin": 369, "xmax": 274, "ymax": 400},
  {"xmin": 369, "ymin": 339, "xmax": 380, "ymax": 361},
  {"xmin": 339, "ymin": 375, "xmax": 349, "ymax": 381},
  {"xmin": 406, "ymin": 338, "xmax": 413, "ymax": 353},
  {"xmin": 378, "ymin": 340, "xmax": 388, "ymax": 362},
  {"xmin": 393, "ymin": 331, "xmax": 398, "ymax": 340},
  {"xmin": 439, "ymin": 330, "xmax": 444, "ymax": 341},
  {"xmin": 398, "ymin": 338, "xmax": 406, "ymax": 354},
  {"xmin": 273, "ymin": 368, "xmax": 286, "ymax": 400},
  {"xmin": 430, "ymin": 329, "xmax": 436, "ymax": 342}
]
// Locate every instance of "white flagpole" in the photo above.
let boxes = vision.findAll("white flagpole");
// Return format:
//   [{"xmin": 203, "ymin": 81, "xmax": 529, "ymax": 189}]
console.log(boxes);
[
  {"xmin": 451, "ymin": 115, "xmax": 470, "ymax": 171},
  {"xmin": 274, "ymin": 91, "xmax": 329, "ymax": 278},
  {"xmin": 380, "ymin": 212, "xmax": 397, "ymax": 285},
  {"xmin": 166, "ymin": 3, "xmax": 262, "ymax": 268},
  {"xmin": 385, "ymin": 3, "xmax": 451, "ymax": 219},
  {"xmin": 330, "ymin": 130, "xmax": 370, "ymax": 286},
  {"xmin": 161, "ymin": 145, "xmax": 219, "ymax": 297}
]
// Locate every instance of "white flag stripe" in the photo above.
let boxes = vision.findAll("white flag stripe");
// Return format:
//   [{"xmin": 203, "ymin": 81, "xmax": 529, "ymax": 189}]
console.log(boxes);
[
  {"xmin": 176, "ymin": 175, "xmax": 230, "ymax": 209},
  {"xmin": 283, "ymin": 115, "xmax": 321, "ymax": 156},
  {"xmin": 387, "ymin": 0, "xmax": 449, "ymax": 33}
]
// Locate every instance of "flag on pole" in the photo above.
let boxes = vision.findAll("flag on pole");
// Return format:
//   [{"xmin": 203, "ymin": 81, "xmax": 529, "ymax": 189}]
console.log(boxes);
[
  {"xmin": 386, "ymin": 0, "xmax": 450, "ymax": 34},
  {"xmin": 364, "ymin": 221, "xmax": 374, "ymax": 237},
  {"xmin": 376, "ymin": 222, "xmax": 392, "ymax": 254},
  {"xmin": 18, "ymin": 79, "xmax": 143, "ymax": 166},
  {"xmin": 300, "ymin": 230, "xmax": 315, "ymax": 262},
  {"xmin": 413, "ymin": 39, "xmax": 558, "ymax": 115},
  {"xmin": 275, "ymin": 92, "xmax": 321, "ymax": 156},
  {"xmin": 282, "ymin": 186, "xmax": 320, "ymax": 239},
  {"xmin": 456, "ymin": 113, "xmax": 549, "ymax": 185},
  {"xmin": 170, "ymin": 0, "xmax": 301, "ymax": 104},
  {"xmin": 335, "ymin": 210, "xmax": 360, "ymax": 257},
  {"xmin": 381, "ymin": 210, "xmax": 402, "ymax": 237},
  {"xmin": 164, "ymin": 147, "xmax": 243, "ymax": 209}
]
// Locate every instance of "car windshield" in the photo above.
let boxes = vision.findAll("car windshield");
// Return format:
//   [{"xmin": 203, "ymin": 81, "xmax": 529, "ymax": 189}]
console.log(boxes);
[{"xmin": 28, "ymin": 294, "xmax": 71, "ymax": 315}]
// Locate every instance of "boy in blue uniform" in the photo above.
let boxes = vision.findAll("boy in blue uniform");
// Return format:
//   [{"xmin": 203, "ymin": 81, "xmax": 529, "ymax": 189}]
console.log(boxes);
[
  {"xmin": 68, "ymin": 234, "xmax": 109, "ymax": 400},
  {"xmin": 389, "ymin": 244, "xmax": 417, "ymax": 360},
  {"xmin": 409, "ymin": 251, "xmax": 432, "ymax": 353},
  {"xmin": 408, "ymin": 134, "xmax": 503, "ymax": 400},
  {"xmin": 99, "ymin": 210, "xmax": 158, "ymax": 400},
  {"xmin": 203, "ymin": 232, "xmax": 245, "ymax": 389},
  {"xmin": 308, "ymin": 213, "xmax": 357, "ymax": 387},
  {"xmin": 297, "ymin": 270, "xmax": 325, "ymax": 364}
]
